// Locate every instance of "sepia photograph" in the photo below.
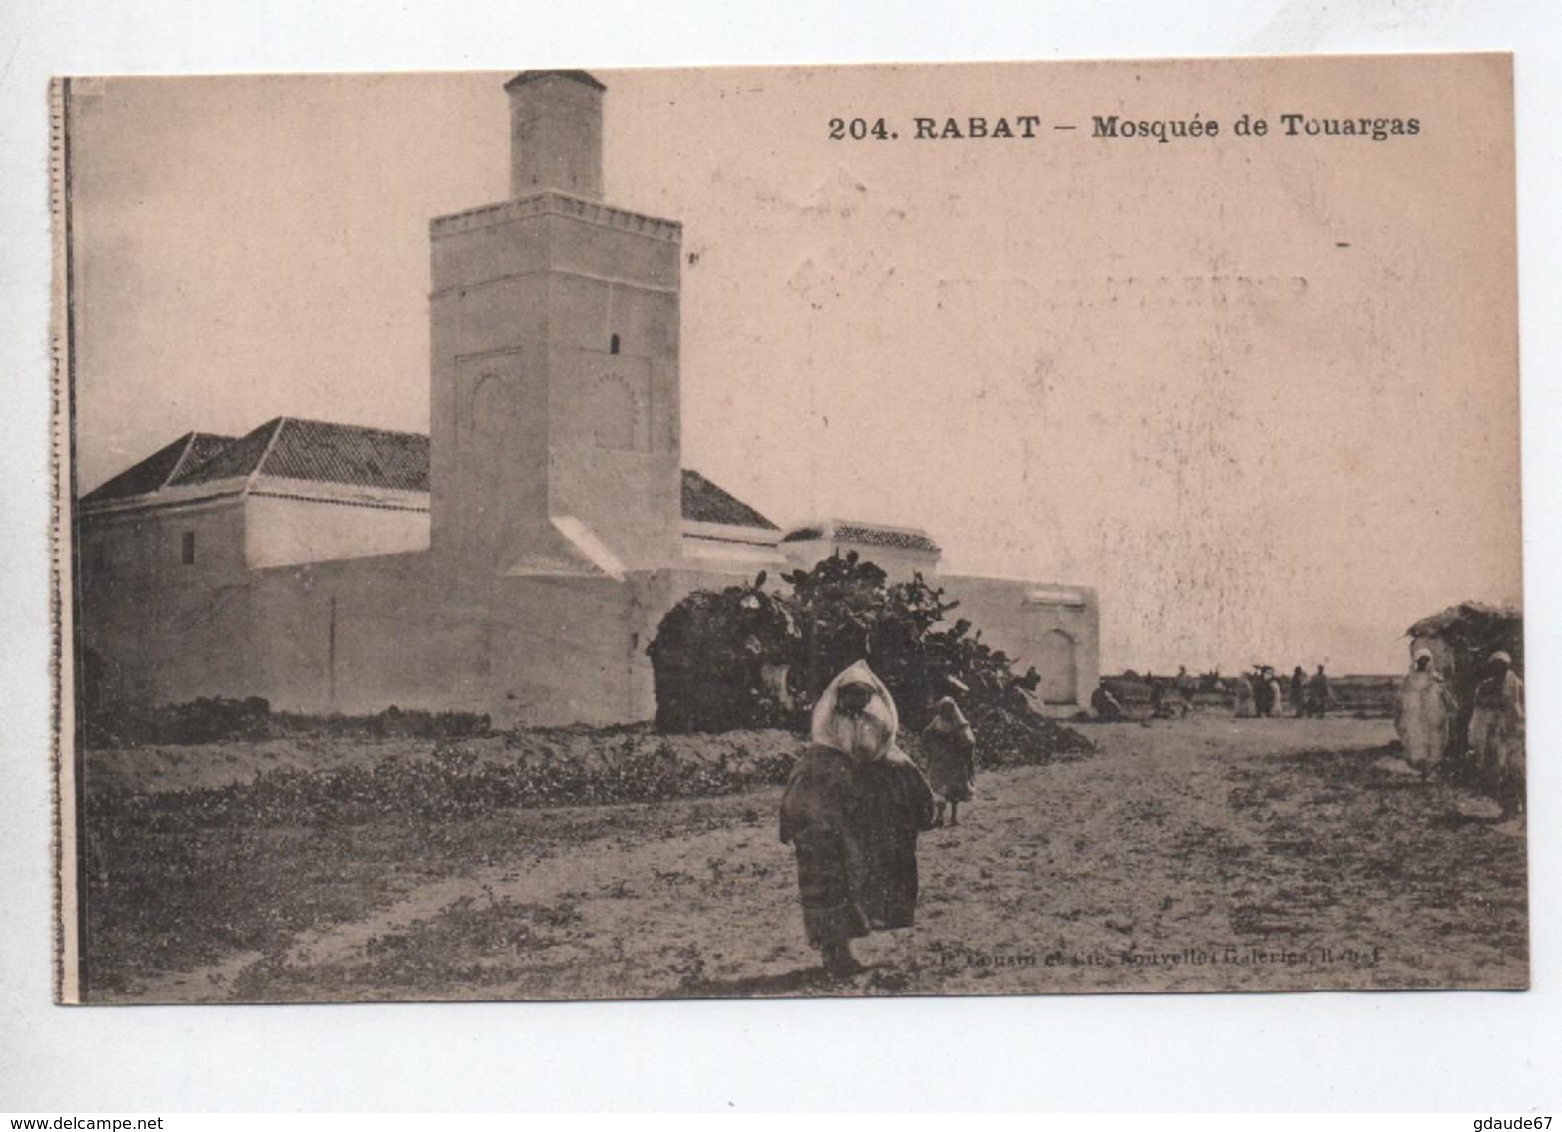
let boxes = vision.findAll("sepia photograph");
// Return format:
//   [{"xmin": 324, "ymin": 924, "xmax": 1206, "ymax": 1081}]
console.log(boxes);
[{"xmin": 55, "ymin": 54, "xmax": 1525, "ymax": 1005}]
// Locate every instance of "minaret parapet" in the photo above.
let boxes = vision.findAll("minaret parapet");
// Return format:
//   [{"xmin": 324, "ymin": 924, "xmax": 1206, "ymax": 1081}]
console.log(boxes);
[{"xmin": 429, "ymin": 193, "xmax": 681, "ymax": 243}]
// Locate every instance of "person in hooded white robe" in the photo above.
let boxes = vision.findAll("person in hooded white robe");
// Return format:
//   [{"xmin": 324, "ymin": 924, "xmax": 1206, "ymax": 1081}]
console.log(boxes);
[
  {"xmin": 779, "ymin": 661, "xmax": 936, "ymax": 976},
  {"xmin": 1395, "ymin": 646, "xmax": 1456, "ymax": 780},
  {"xmin": 1469, "ymin": 650, "xmax": 1525, "ymax": 819}
]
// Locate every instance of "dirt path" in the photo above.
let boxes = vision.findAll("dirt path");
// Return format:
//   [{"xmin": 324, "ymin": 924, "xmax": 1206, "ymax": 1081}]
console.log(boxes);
[{"xmin": 109, "ymin": 715, "xmax": 1527, "ymax": 1002}]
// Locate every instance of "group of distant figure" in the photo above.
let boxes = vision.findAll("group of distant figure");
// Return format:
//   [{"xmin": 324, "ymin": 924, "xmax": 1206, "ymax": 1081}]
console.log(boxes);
[
  {"xmin": 1241, "ymin": 665, "xmax": 1335, "ymax": 719},
  {"xmin": 1085, "ymin": 648, "xmax": 1526, "ymax": 822},
  {"xmin": 1088, "ymin": 663, "xmax": 1335, "ymax": 721}
]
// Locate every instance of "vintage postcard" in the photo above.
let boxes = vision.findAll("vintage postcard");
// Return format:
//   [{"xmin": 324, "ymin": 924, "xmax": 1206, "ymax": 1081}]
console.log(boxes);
[{"xmin": 53, "ymin": 55, "xmax": 1524, "ymax": 1004}]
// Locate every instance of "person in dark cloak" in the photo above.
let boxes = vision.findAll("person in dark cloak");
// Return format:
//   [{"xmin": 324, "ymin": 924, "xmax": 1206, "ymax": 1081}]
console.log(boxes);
[
  {"xmin": 1469, "ymin": 651, "xmax": 1525, "ymax": 820},
  {"xmin": 1252, "ymin": 668, "xmax": 1276, "ymax": 717},
  {"xmin": 1092, "ymin": 682, "xmax": 1125, "ymax": 721},
  {"xmin": 779, "ymin": 661, "xmax": 935, "ymax": 976},
  {"xmin": 1306, "ymin": 664, "xmax": 1334, "ymax": 718},
  {"xmin": 1291, "ymin": 666, "xmax": 1308, "ymax": 718},
  {"xmin": 923, "ymin": 695, "xmax": 976, "ymax": 827}
]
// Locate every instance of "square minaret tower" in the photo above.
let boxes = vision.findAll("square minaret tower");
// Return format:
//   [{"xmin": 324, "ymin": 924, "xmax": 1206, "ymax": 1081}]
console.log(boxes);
[{"xmin": 429, "ymin": 71, "xmax": 682, "ymax": 578}]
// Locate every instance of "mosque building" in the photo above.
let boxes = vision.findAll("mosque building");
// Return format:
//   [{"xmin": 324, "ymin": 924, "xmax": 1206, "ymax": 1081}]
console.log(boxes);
[{"xmin": 75, "ymin": 70, "xmax": 1098, "ymax": 726}]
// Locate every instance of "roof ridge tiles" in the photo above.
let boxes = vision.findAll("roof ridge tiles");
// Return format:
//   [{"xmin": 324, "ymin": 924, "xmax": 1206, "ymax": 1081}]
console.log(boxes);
[{"xmin": 247, "ymin": 417, "xmax": 290, "ymax": 491}]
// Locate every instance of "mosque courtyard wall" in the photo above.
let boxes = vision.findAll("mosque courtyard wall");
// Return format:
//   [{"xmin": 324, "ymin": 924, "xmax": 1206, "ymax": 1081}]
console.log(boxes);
[{"xmin": 81, "ymin": 527, "xmax": 1096, "ymax": 727}]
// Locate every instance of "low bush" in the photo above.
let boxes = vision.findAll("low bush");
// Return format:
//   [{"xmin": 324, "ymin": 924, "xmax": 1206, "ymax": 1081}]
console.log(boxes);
[
  {"xmin": 81, "ymin": 696, "xmax": 273, "ymax": 748},
  {"xmin": 270, "ymin": 707, "xmax": 492, "ymax": 741},
  {"xmin": 86, "ymin": 703, "xmax": 1090, "ymax": 841},
  {"xmin": 963, "ymin": 701, "xmax": 1095, "ymax": 766},
  {"xmin": 80, "ymin": 698, "xmax": 491, "ymax": 749},
  {"xmin": 84, "ymin": 736, "xmax": 797, "ymax": 836}
]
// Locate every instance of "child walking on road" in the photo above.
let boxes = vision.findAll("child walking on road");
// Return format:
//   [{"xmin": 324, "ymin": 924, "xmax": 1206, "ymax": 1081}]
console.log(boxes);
[{"xmin": 922, "ymin": 696, "xmax": 976, "ymax": 827}]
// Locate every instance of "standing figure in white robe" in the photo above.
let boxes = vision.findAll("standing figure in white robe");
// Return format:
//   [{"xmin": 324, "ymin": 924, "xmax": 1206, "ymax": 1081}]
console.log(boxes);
[
  {"xmin": 1395, "ymin": 647, "xmax": 1456, "ymax": 780},
  {"xmin": 1469, "ymin": 650, "xmax": 1525, "ymax": 819}
]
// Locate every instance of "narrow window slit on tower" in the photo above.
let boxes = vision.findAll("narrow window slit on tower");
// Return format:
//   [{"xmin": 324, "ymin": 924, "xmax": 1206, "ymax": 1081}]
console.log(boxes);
[
  {"xmin": 181, "ymin": 531, "xmax": 196, "ymax": 565},
  {"xmin": 610, "ymin": 334, "xmax": 620, "ymax": 355}
]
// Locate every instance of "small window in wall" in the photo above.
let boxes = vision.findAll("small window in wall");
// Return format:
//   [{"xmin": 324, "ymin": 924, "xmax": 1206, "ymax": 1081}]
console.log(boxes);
[
  {"xmin": 181, "ymin": 531, "xmax": 196, "ymax": 565},
  {"xmin": 609, "ymin": 333, "xmax": 621, "ymax": 355}
]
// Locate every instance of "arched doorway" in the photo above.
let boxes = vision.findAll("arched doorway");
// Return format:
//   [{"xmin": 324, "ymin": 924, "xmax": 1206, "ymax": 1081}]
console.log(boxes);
[{"xmin": 1038, "ymin": 629, "xmax": 1078, "ymax": 705}]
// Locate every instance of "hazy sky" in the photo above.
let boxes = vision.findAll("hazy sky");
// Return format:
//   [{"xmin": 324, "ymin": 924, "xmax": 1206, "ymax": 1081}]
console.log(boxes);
[{"xmin": 67, "ymin": 56, "xmax": 1521, "ymax": 674}]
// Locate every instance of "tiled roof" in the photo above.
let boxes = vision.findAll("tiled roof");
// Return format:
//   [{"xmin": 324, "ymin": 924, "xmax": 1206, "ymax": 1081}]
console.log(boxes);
[
  {"xmin": 782, "ymin": 520, "xmax": 940, "ymax": 554},
  {"xmin": 263, "ymin": 418, "xmax": 430, "ymax": 492},
  {"xmin": 680, "ymin": 469, "xmax": 779, "ymax": 531},
  {"xmin": 173, "ymin": 418, "xmax": 432, "ymax": 492},
  {"xmin": 180, "ymin": 432, "xmax": 238, "ymax": 477},
  {"xmin": 174, "ymin": 419, "xmax": 282, "ymax": 485},
  {"xmin": 835, "ymin": 524, "xmax": 939, "ymax": 553},
  {"xmin": 83, "ymin": 421, "xmax": 778, "ymax": 530},
  {"xmin": 81, "ymin": 431, "xmax": 235, "ymax": 504}
]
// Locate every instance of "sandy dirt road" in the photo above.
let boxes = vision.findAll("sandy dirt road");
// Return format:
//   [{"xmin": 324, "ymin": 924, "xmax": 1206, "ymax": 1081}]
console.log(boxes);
[{"xmin": 100, "ymin": 715, "xmax": 1526, "ymax": 1002}]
